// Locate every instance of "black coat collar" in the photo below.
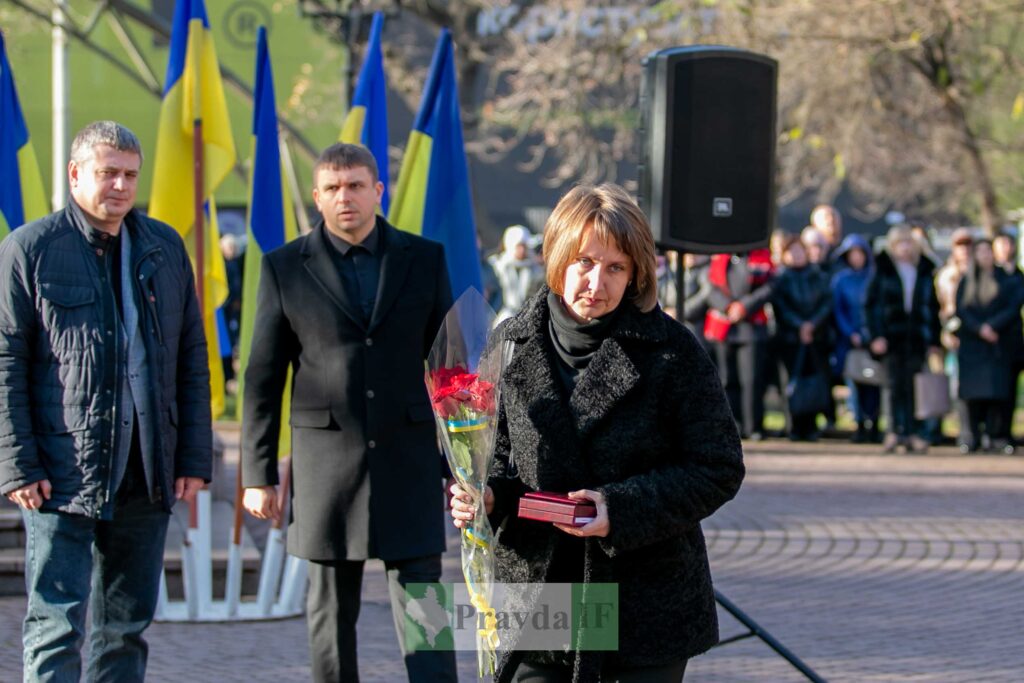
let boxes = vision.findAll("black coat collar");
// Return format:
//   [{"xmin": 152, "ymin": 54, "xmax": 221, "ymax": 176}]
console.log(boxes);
[
  {"xmin": 301, "ymin": 216, "xmax": 413, "ymax": 332},
  {"xmin": 502, "ymin": 288, "xmax": 667, "ymax": 457}
]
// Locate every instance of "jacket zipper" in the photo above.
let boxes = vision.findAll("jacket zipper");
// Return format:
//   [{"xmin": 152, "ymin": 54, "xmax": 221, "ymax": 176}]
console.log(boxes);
[
  {"xmin": 99, "ymin": 244, "xmax": 161, "ymax": 514},
  {"xmin": 100, "ymin": 261, "xmax": 124, "ymax": 515},
  {"xmin": 103, "ymin": 358, "xmax": 121, "ymax": 512}
]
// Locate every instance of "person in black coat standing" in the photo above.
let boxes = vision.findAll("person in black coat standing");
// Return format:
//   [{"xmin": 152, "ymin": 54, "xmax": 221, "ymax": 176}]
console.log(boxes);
[
  {"xmin": 772, "ymin": 236, "xmax": 833, "ymax": 441},
  {"xmin": 241, "ymin": 144, "xmax": 456, "ymax": 683},
  {"xmin": 864, "ymin": 226, "xmax": 942, "ymax": 453},
  {"xmin": 992, "ymin": 232, "xmax": 1024, "ymax": 450},
  {"xmin": 955, "ymin": 239, "xmax": 1019, "ymax": 452},
  {"xmin": 449, "ymin": 184, "xmax": 744, "ymax": 683}
]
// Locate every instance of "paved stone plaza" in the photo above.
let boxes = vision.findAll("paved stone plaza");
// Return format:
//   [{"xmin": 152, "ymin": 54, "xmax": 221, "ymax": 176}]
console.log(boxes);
[{"xmin": 1, "ymin": 436, "xmax": 1022, "ymax": 682}]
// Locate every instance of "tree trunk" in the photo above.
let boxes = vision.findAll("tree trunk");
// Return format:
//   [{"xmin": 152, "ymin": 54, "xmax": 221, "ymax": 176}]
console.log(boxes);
[{"xmin": 943, "ymin": 92, "xmax": 1001, "ymax": 235}]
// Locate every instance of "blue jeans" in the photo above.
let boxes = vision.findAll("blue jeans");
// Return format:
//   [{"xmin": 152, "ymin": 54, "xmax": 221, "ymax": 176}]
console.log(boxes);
[{"xmin": 21, "ymin": 492, "xmax": 169, "ymax": 682}]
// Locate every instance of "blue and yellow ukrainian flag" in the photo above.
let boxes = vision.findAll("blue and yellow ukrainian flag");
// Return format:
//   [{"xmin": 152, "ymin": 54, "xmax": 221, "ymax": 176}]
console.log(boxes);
[
  {"xmin": 389, "ymin": 29, "xmax": 482, "ymax": 299},
  {"xmin": 236, "ymin": 27, "xmax": 298, "ymax": 451},
  {"xmin": 149, "ymin": 0, "xmax": 236, "ymax": 419},
  {"xmin": 339, "ymin": 11, "xmax": 390, "ymax": 213},
  {"xmin": 0, "ymin": 32, "xmax": 47, "ymax": 237}
]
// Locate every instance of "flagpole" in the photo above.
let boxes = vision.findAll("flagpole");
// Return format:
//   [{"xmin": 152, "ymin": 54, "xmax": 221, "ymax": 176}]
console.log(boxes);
[
  {"xmin": 189, "ymin": 117, "xmax": 209, "ymax": 610},
  {"xmin": 190, "ymin": 117, "xmax": 204, "ymax": 542}
]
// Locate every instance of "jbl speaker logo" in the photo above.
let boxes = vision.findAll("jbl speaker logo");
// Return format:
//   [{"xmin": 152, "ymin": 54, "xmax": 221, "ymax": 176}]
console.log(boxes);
[{"xmin": 713, "ymin": 198, "xmax": 733, "ymax": 217}]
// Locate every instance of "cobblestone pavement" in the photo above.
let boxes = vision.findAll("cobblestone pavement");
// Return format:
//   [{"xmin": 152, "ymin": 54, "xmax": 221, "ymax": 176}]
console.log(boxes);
[{"xmin": 1, "ymin": 437, "xmax": 1022, "ymax": 682}]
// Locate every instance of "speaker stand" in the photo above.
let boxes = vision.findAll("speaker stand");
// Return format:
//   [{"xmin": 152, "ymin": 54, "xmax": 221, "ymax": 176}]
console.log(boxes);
[{"xmin": 713, "ymin": 590, "xmax": 827, "ymax": 682}]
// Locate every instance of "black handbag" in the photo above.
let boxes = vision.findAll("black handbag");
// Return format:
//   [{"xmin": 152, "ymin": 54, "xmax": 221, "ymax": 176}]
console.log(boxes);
[
  {"xmin": 786, "ymin": 345, "xmax": 832, "ymax": 417},
  {"xmin": 843, "ymin": 348, "xmax": 888, "ymax": 387}
]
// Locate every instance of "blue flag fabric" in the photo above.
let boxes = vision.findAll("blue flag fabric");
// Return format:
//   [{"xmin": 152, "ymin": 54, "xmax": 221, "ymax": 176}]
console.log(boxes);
[
  {"xmin": 389, "ymin": 29, "xmax": 482, "ymax": 300},
  {"xmin": 340, "ymin": 12, "xmax": 390, "ymax": 213}
]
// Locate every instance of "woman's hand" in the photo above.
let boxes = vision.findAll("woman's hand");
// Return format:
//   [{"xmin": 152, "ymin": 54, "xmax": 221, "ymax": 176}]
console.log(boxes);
[
  {"xmin": 553, "ymin": 489, "xmax": 610, "ymax": 538},
  {"xmin": 448, "ymin": 483, "xmax": 494, "ymax": 529},
  {"xmin": 799, "ymin": 322, "xmax": 815, "ymax": 345}
]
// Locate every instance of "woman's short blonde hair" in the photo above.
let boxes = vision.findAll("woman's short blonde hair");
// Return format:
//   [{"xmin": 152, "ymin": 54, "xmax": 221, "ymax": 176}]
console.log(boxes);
[
  {"xmin": 886, "ymin": 224, "xmax": 920, "ymax": 262},
  {"xmin": 542, "ymin": 183, "xmax": 659, "ymax": 313}
]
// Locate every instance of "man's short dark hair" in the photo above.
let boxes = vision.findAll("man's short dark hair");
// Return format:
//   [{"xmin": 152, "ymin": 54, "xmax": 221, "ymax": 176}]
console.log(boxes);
[
  {"xmin": 70, "ymin": 121, "xmax": 143, "ymax": 166},
  {"xmin": 313, "ymin": 143, "xmax": 379, "ymax": 184}
]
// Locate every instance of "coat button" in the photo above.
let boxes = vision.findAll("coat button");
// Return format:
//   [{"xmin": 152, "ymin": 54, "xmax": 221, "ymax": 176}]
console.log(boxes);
[
  {"xmin": 368, "ymin": 440, "xmax": 376, "ymax": 449},
  {"xmin": 366, "ymin": 390, "xmax": 374, "ymax": 399},
  {"xmin": 365, "ymin": 338, "xmax": 374, "ymax": 347}
]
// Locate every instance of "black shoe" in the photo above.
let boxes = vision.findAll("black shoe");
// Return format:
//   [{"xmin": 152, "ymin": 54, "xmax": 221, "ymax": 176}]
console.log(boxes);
[
  {"xmin": 868, "ymin": 422, "xmax": 882, "ymax": 443},
  {"xmin": 851, "ymin": 424, "xmax": 868, "ymax": 444}
]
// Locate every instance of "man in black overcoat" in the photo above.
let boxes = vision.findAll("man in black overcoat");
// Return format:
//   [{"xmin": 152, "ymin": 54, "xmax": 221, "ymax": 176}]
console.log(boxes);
[{"xmin": 240, "ymin": 143, "xmax": 456, "ymax": 682}]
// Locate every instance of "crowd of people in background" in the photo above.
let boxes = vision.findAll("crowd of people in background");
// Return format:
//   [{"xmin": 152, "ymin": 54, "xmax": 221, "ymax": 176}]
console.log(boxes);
[
  {"xmin": 672, "ymin": 205, "xmax": 1024, "ymax": 454},
  {"xmin": 213, "ymin": 203, "xmax": 1024, "ymax": 456}
]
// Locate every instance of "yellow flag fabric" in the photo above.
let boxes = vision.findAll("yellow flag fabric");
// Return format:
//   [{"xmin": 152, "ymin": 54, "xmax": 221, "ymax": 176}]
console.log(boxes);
[
  {"xmin": 148, "ymin": 1, "xmax": 236, "ymax": 418},
  {"xmin": 203, "ymin": 198, "xmax": 229, "ymax": 418}
]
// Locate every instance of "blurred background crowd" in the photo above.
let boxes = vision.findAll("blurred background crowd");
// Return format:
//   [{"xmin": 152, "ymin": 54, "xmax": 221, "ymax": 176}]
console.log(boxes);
[{"xmin": 214, "ymin": 203, "xmax": 1024, "ymax": 456}]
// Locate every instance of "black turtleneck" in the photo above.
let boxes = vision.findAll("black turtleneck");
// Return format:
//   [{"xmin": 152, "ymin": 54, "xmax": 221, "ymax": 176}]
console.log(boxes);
[{"xmin": 546, "ymin": 291, "xmax": 620, "ymax": 392}]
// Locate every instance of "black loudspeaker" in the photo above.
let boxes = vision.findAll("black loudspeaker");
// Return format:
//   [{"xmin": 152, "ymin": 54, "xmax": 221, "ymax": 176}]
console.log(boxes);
[{"xmin": 638, "ymin": 46, "xmax": 777, "ymax": 254}]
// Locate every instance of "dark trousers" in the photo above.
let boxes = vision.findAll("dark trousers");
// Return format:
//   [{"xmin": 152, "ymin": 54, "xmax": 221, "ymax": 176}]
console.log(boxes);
[
  {"xmin": 845, "ymin": 379, "xmax": 881, "ymax": 423},
  {"xmin": 886, "ymin": 351, "xmax": 925, "ymax": 438},
  {"xmin": 967, "ymin": 399, "xmax": 1009, "ymax": 444},
  {"xmin": 21, "ymin": 492, "xmax": 169, "ymax": 682},
  {"xmin": 515, "ymin": 658, "xmax": 687, "ymax": 682},
  {"xmin": 997, "ymin": 365, "xmax": 1022, "ymax": 443},
  {"xmin": 307, "ymin": 554, "xmax": 457, "ymax": 683},
  {"xmin": 715, "ymin": 340, "xmax": 766, "ymax": 437},
  {"xmin": 778, "ymin": 341, "xmax": 830, "ymax": 439}
]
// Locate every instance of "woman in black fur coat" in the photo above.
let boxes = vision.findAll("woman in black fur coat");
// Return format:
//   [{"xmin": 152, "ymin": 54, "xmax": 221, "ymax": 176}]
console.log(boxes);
[
  {"xmin": 864, "ymin": 225, "xmax": 942, "ymax": 453},
  {"xmin": 450, "ymin": 184, "xmax": 745, "ymax": 683}
]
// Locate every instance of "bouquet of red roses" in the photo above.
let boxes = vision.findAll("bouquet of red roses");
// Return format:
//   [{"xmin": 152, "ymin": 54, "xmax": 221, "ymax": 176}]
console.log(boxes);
[{"xmin": 425, "ymin": 289, "xmax": 509, "ymax": 677}]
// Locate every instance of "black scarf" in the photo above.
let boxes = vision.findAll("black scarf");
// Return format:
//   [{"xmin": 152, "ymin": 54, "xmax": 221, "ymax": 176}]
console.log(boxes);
[{"xmin": 546, "ymin": 291, "xmax": 620, "ymax": 390}]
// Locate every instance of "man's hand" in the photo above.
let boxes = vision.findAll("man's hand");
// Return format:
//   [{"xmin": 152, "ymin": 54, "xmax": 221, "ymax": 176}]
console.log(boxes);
[
  {"xmin": 6, "ymin": 480, "xmax": 51, "ymax": 510},
  {"xmin": 174, "ymin": 477, "xmax": 205, "ymax": 504},
  {"xmin": 243, "ymin": 485, "xmax": 281, "ymax": 522}
]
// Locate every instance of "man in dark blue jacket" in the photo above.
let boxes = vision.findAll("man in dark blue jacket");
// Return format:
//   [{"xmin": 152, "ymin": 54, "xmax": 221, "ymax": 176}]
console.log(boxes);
[{"xmin": 0, "ymin": 121, "xmax": 211, "ymax": 680}]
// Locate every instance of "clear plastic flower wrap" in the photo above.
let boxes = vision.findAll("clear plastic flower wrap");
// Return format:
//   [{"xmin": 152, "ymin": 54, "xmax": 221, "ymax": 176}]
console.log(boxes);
[{"xmin": 425, "ymin": 288, "xmax": 510, "ymax": 676}]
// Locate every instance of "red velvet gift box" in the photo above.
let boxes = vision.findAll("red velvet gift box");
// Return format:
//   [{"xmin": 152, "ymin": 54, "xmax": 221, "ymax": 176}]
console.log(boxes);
[{"xmin": 517, "ymin": 491, "xmax": 597, "ymax": 526}]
